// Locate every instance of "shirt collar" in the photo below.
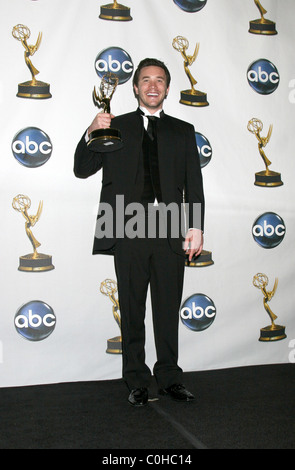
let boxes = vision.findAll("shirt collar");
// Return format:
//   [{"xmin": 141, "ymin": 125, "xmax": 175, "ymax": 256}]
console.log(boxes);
[{"xmin": 139, "ymin": 106, "xmax": 163, "ymax": 118}]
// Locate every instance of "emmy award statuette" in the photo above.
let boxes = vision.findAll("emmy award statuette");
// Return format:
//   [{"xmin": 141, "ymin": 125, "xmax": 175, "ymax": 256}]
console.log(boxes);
[
  {"xmin": 248, "ymin": 118, "xmax": 283, "ymax": 187},
  {"xmin": 249, "ymin": 0, "xmax": 277, "ymax": 35},
  {"xmin": 185, "ymin": 250, "xmax": 214, "ymax": 267},
  {"xmin": 173, "ymin": 36, "xmax": 208, "ymax": 107},
  {"xmin": 12, "ymin": 24, "xmax": 52, "ymax": 99},
  {"xmin": 12, "ymin": 195, "xmax": 54, "ymax": 272},
  {"xmin": 87, "ymin": 72, "xmax": 122, "ymax": 151},
  {"xmin": 99, "ymin": 0, "xmax": 132, "ymax": 21},
  {"xmin": 100, "ymin": 279, "xmax": 122, "ymax": 354},
  {"xmin": 253, "ymin": 273, "xmax": 286, "ymax": 342}
]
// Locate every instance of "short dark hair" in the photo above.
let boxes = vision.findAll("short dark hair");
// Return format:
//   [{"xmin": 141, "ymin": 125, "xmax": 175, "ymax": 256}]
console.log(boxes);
[{"xmin": 133, "ymin": 58, "xmax": 171, "ymax": 88}]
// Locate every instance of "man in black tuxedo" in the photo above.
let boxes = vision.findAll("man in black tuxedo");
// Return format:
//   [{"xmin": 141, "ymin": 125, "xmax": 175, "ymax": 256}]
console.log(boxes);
[{"xmin": 74, "ymin": 58, "xmax": 205, "ymax": 406}]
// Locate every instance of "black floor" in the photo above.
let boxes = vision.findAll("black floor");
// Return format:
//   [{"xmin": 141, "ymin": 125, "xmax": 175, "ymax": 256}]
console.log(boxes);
[{"xmin": 0, "ymin": 363, "xmax": 294, "ymax": 450}]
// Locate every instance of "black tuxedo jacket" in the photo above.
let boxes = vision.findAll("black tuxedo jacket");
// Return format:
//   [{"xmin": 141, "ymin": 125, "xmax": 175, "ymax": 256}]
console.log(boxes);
[{"xmin": 74, "ymin": 109, "xmax": 205, "ymax": 256}]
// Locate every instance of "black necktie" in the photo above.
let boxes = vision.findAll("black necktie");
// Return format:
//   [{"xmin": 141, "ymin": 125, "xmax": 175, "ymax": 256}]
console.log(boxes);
[{"xmin": 147, "ymin": 116, "xmax": 157, "ymax": 141}]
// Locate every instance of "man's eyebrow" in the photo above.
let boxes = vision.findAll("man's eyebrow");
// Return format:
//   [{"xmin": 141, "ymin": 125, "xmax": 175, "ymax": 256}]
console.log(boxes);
[{"xmin": 141, "ymin": 75, "xmax": 165, "ymax": 80}]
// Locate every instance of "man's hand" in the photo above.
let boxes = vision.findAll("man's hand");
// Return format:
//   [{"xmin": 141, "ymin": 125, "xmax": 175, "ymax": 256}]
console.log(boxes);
[
  {"xmin": 88, "ymin": 112, "xmax": 115, "ymax": 136},
  {"xmin": 183, "ymin": 228, "xmax": 203, "ymax": 261}
]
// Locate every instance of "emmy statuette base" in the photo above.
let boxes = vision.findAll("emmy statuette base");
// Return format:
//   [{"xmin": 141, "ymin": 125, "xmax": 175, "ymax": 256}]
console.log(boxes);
[
  {"xmin": 18, "ymin": 253, "xmax": 55, "ymax": 272},
  {"xmin": 106, "ymin": 335, "xmax": 122, "ymax": 354},
  {"xmin": 249, "ymin": 19, "xmax": 277, "ymax": 35},
  {"xmin": 99, "ymin": 3, "xmax": 132, "ymax": 21},
  {"xmin": 88, "ymin": 128, "xmax": 122, "ymax": 152},
  {"xmin": 17, "ymin": 80, "xmax": 52, "ymax": 99},
  {"xmin": 185, "ymin": 250, "xmax": 214, "ymax": 267},
  {"xmin": 180, "ymin": 90, "xmax": 209, "ymax": 107},
  {"xmin": 259, "ymin": 325, "xmax": 286, "ymax": 342},
  {"xmin": 254, "ymin": 170, "xmax": 283, "ymax": 187}
]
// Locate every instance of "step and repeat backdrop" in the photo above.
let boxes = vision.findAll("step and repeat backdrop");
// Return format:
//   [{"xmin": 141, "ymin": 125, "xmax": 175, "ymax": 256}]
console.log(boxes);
[{"xmin": 0, "ymin": 0, "xmax": 294, "ymax": 387}]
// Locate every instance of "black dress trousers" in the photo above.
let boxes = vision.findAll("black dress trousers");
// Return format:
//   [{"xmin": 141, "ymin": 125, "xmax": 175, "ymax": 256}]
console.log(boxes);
[{"xmin": 114, "ymin": 234, "xmax": 185, "ymax": 390}]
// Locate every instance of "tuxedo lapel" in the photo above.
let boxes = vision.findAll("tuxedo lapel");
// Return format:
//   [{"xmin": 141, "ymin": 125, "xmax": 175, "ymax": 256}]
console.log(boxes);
[
  {"xmin": 128, "ymin": 111, "xmax": 144, "ymax": 185},
  {"xmin": 117, "ymin": 111, "xmax": 144, "ymax": 203}
]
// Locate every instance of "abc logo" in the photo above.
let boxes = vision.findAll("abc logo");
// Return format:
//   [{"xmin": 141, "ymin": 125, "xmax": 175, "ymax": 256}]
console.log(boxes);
[
  {"xmin": 247, "ymin": 59, "xmax": 280, "ymax": 95},
  {"xmin": 14, "ymin": 300, "xmax": 56, "ymax": 341},
  {"xmin": 12, "ymin": 127, "xmax": 52, "ymax": 168},
  {"xmin": 173, "ymin": 0, "xmax": 207, "ymax": 13},
  {"xmin": 95, "ymin": 47, "xmax": 133, "ymax": 85},
  {"xmin": 195, "ymin": 132, "xmax": 212, "ymax": 168},
  {"xmin": 180, "ymin": 293, "xmax": 216, "ymax": 332},
  {"xmin": 252, "ymin": 212, "xmax": 286, "ymax": 248}
]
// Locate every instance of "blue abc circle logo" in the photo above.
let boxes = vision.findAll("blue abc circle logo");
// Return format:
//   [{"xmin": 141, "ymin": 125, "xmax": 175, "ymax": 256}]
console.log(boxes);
[
  {"xmin": 247, "ymin": 59, "xmax": 280, "ymax": 94},
  {"xmin": 95, "ymin": 47, "xmax": 133, "ymax": 85},
  {"xmin": 180, "ymin": 293, "xmax": 216, "ymax": 332},
  {"xmin": 11, "ymin": 127, "xmax": 52, "ymax": 168},
  {"xmin": 173, "ymin": 0, "xmax": 207, "ymax": 12},
  {"xmin": 195, "ymin": 132, "xmax": 212, "ymax": 168},
  {"xmin": 14, "ymin": 300, "xmax": 56, "ymax": 341},
  {"xmin": 252, "ymin": 212, "xmax": 286, "ymax": 248}
]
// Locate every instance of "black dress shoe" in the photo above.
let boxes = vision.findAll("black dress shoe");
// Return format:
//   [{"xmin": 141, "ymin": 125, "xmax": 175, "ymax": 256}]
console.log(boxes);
[
  {"xmin": 128, "ymin": 387, "xmax": 148, "ymax": 406},
  {"xmin": 159, "ymin": 384, "xmax": 195, "ymax": 402}
]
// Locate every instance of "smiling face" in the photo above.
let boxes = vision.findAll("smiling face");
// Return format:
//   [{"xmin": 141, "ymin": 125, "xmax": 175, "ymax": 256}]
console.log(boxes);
[{"xmin": 133, "ymin": 65, "xmax": 170, "ymax": 114}]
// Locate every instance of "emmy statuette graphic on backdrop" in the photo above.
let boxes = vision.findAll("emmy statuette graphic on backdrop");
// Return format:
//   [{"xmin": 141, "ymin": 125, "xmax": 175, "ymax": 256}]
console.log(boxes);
[
  {"xmin": 248, "ymin": 118, "xmax": 283, "ymax": 187},
  {"xmin": 249, "ymin": 0, "xmax": 277, "ymax": 35},
  {"xmin": 12, "ymin": 195, "xmax": 54, "ymax": 272},
  {"xmin": 87, "ymin": 72, "xmax": 122, "ymax": 151},
  {"xmin": 253, "ymin": 273, "xmax": 286, "ymax": 341},
  {"xmin": 12, "ymin": 24, "xmax": 52, "ymax": 99},
  {"xmin": 99, "ymin": 0, "xmax": 132, "ymax": 21},
  {"xmin": 172, "ymin": 36, "xmax": 209, "ymax": 107},
  {"xmin": 100, "ymin": 279, "xmax": 122, "ymax": 354}
]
